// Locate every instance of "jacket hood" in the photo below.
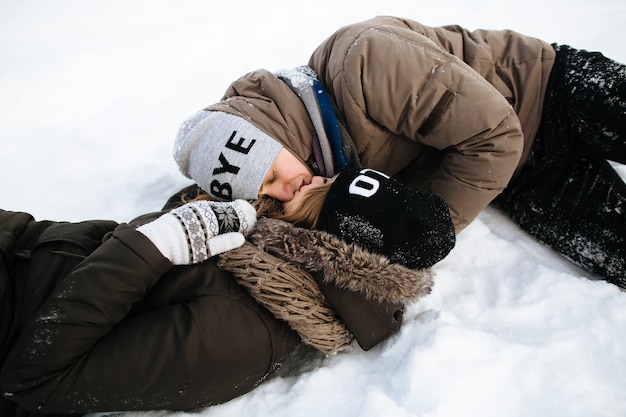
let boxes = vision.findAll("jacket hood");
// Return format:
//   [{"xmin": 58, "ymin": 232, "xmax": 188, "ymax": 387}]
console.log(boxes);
[{"xmin": 206, "ymin": 69, "xmax": 317, "ymax": 174}]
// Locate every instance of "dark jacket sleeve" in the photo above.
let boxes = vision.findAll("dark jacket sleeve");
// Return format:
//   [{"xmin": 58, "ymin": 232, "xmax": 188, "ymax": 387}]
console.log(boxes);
[
  {"xmin": 1, "ymin": 224, "xmax": 170, "ymax": 412},
  {"xmin": 1, "ymin": 224, "xmax": 299, "ymax": 414},
  {"xmin": 1, "ymin": 210, "xmax": 35, "ymax": 361},
  {"xmin": 312, "ymin": 272, "xmax": 403, "ymax": 350}
]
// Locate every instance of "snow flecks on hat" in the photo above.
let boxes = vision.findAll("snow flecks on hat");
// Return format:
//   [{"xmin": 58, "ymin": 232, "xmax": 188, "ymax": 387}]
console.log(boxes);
[{"xmin": 317, "ymin": 168, "xmax": 456, "ymax": 269}]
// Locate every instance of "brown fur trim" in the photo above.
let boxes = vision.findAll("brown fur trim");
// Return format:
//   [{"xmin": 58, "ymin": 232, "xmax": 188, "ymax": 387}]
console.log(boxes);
[
  {"xmin": 249, "ymin": 218, "xmax": 434, "ymax": 305},
  {"xmin": 217, "ymin": 241, "xmax": 353, "ymax": 355}
]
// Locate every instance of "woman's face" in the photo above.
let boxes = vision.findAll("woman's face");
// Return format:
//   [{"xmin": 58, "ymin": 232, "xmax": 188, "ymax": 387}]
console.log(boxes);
[
  {"xmin": 258, "ymin": 148, "xmax": 313, "ymax": 202},
  {"xmin": 282, "ymin": 175, "xmax": 336, "ymax": 216}
]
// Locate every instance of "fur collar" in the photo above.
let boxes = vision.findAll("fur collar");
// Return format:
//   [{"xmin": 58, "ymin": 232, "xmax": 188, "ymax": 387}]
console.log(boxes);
[
  {"xmin": 251, "ymin": 218, "xmax": 434, "ymax": 304},
  {"xmin": 218, "ymin": 217, "xmax": 434, "ymax": 355}
]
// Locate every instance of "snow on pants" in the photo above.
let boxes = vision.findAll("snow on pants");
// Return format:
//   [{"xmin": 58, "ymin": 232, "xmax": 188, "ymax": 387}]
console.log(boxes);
[{"xmin": 496, "ymin": 44, "xmax": 626, "ymax": 289}]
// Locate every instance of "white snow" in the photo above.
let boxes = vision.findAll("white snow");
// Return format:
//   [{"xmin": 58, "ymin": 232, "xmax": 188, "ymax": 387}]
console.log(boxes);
[{"xmin": 1, "ymin": 1, "xmax": 625, "ymax": 416}]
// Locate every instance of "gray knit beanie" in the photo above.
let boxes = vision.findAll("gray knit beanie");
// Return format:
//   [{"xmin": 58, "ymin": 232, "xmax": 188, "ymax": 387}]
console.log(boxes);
[{"xmin": 173, "ymin": 111, "xmax": 283, "ymax": 200}]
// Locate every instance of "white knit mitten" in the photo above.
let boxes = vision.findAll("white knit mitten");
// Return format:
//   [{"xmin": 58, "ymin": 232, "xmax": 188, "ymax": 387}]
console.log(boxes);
[{"xmin": 137, "ymin": 199, "xmax": 256, "ymax": 264}]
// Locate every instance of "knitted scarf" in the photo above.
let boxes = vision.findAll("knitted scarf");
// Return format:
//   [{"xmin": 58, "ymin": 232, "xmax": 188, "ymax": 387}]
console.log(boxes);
[{"xmin": 274, "ymin": 66, "xmax": 360, "ymax": 176}]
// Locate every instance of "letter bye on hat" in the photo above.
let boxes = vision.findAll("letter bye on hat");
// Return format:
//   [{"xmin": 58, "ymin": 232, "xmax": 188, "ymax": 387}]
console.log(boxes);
[{"xmin": 173, "ymin": 111, "xmax": 283, "ymax": 201}]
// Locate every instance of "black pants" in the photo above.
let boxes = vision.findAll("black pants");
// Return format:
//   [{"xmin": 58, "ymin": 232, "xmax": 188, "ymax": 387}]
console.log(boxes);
[{"xmin": 496, "ymin": 44, "xmax": 626, "ymax": 289}]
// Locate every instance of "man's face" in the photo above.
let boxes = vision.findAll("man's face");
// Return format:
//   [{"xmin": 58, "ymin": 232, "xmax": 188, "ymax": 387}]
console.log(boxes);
[{"xmin": 258, "ymin": 148, "xmax": 313, "ymax": 202}]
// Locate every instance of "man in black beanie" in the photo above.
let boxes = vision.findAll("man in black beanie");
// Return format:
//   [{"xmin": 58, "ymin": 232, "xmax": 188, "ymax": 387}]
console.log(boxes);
[{"xmin": 317, "ymin": 168, "xmax": 456, "ymax": 270}]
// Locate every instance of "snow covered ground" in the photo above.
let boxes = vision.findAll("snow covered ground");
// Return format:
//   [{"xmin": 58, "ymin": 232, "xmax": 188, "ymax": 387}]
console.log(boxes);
[{"xmin": 1, "ymin": 1, "xmax": 625, "ymax": 416}]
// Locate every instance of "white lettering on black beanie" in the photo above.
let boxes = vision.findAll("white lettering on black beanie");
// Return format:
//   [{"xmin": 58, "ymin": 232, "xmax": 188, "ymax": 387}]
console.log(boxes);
[
  {"xmin": 317, "ymin": 168, "xmax": 456, "ymax": 269},
  {"xmin": 173, "ymin": 111, "xmax": 283, "ymax": 200}
]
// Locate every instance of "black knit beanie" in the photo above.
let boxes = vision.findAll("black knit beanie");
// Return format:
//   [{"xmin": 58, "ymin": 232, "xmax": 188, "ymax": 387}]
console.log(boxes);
[{"xmin": 317, "ymin": 168, "xmax": 456, "ymax": 269}]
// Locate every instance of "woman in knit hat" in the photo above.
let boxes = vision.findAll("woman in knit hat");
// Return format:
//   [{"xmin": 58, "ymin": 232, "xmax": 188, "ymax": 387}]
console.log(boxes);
[
  {"xmin": 216, "ymin": 167, "xmax": 455, "ymax": 357},
  {"xmin": 1, "ymin": 167, "xmax": 452, "ymax": 416}
]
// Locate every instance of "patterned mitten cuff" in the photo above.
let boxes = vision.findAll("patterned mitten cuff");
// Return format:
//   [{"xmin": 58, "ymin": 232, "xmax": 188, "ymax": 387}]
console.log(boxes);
[{"xmin": 137, "ymin": 199, "xmax": 256, "ymax": 264}]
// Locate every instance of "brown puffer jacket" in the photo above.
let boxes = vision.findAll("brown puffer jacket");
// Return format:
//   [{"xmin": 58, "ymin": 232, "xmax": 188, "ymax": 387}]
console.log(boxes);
[
  {"xmin": 1, "ymin": 204, "xmax": 424, "ymax": 416},
  {"xmin": 208, "ymin": 16, "xmax": 555, "ymax": 232}
]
